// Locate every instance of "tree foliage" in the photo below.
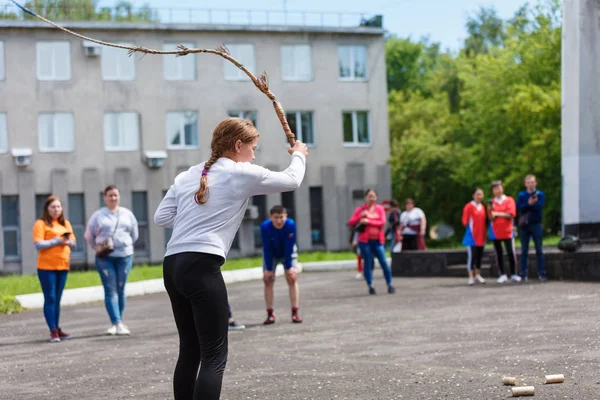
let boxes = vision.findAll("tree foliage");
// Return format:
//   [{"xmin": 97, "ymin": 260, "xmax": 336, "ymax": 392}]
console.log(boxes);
[
  {"xmin": 387, "ymin": 0, "xmax": 562, "ymax": 236},
  {"xmin": 2, "ymin": 0, "xmax": 159, "ymax": 22}
]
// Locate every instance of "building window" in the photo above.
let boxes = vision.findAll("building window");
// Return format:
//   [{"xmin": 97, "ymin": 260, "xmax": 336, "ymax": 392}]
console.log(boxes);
[
  {"xmin": 0, "ymin": 41, "xmax": 5, "ymax": 80},
  {"xmin": 309, "ymin": 187, "xmax": 325, "ymax": 245},
  {"xmin": 35, "ymin": 194, "xmax": 51, "ymax": 218},
  {"xmin": 132, "ymin": 191, "xmax": 149, "ymax": 255},
  {"xmin": 343, "ymin": 111, "xmax": 370, "ymax": 146},
  {"xmin": 38, "ymin": 113, "xmax": 75, "ymax": 152},
  {"xmin": 286, "ymin": 111, "xmax": 314, "ymax": 146},
  {"xmin": 228, "ymin": 111, "xmax": 257, "ymax": 127},
  {"xmin": 104, "ymin": 112, "xmax": 139, "ymax": 151},
  {"xmin": 253, "ymin": 195, "xmax": 267, "ymax": 248},
  {"xmin": 0, "ymin": 113, "xmax": 7, "ymax": 153},
  {"xmin": 102, "ymin": 44, "xmax": 135, "ymax": 81},
  {"xmin": 281, "ymin": 44, "xmax": 312, "ymax": 81},
  {"xmin": 99, "ymin": 192, "xmax": 105, "ymax": 208},
  {"xmin": 2, "ymin": 195, "xmax": 20, "ymax": 261},
  {"xmin": 36, "ymin": 41, "xmax": 71, "ymax": 81},
  {"xmin": 338, "ymin": 45, "xmax": 367, "ymax": 80},
  {"xmin": 68, "ymin": 193, "xmax": 87, "ymax": 258},
  {"xmin": 166, "ymin": 111, "xmax": 198, "ymax": 149},
  {"xmin": 281, "ymin": 191, "xmax": 296, "ymax": 221},
  {"xmin": 164, "ymin": 43, "xmax": 195, "ymax": 80},
  {"xmin": 224, "ymin": 44, "xmax": 255, "ymax": 81}
]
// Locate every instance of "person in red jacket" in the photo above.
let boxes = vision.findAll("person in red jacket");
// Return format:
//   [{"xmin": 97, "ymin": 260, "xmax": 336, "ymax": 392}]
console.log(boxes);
[
  {"xmin": 461, "ymin": 188, "xmax": 487, "ymax": 286},
  {"xmin": 348, "ymin": 189, "xmax": 395, "ymax": 295},
  {"xmin": 487, "ymin": 180, "xmax": 521, "ymax": 283}
]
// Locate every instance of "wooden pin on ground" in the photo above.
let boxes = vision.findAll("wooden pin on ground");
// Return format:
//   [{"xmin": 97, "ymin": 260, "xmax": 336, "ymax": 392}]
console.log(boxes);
[
  {"xmin": 511, "ymin": 386, "xmax": 535, "ymax": 397},
  {"xmin": 502, "ymin": 376, "xmax": 521, "ymax": 386},
  {"xmin": 544, "ymin": 374, "xmax": 565, "ymax": 384}
]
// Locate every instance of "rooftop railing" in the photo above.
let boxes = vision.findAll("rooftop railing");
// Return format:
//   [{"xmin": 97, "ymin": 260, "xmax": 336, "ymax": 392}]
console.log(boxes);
[{"xmin": 0, "ymin": 3, "xmax": 383, "ymax": 28}]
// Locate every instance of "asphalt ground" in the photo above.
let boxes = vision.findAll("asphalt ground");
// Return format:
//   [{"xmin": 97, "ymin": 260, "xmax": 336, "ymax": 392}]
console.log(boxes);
[{"xmin": 1, "ymin": 270, "xmax": 600, "ymax": 399}]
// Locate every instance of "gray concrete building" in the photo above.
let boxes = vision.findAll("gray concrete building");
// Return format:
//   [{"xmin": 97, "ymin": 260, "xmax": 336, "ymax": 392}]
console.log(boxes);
[
  {"xmin": 0, "ymin": 13, "xmax": 391, "ymax": 274},
  {"xmin": 562, "ymin": 0, "xmax": 600, "ymax": 241}
]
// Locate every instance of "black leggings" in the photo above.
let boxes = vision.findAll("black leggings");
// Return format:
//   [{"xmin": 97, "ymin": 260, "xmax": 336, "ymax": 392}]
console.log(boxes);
[
  {"xmin": 402, "ymin": 234, "xmax": 418, "ymax": 251},
  {"xmin": 467, "ymin": 246, "xmax": 484, "ymax": 271},
  {"xmin": 493, "ymin": 239, "xmax": 516, "ymax": 276},
  {"xmin": 163, "ymin": 252, "xmax": 228, "ymax": 400}
]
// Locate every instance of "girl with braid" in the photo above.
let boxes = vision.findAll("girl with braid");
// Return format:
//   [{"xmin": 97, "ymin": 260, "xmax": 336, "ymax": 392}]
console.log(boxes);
[{"xmin": 154, "ymin": 117, "xmax": 308, "ymax": 400}]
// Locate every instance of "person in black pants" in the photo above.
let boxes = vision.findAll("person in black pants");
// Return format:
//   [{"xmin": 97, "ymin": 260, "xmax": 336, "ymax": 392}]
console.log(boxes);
[{"xmin": 154, "ymin": 117, "xmax": 309, "ymax": 399}]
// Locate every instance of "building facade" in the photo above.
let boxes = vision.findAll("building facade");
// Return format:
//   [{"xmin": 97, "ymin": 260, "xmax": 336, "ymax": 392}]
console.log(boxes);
[{"xmin": 0, "ymin": 17, "xmax": 391, "ymax": 274}]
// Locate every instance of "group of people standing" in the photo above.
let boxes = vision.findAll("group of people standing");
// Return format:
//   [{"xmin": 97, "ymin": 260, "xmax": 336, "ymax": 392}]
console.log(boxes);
[
  {"xmin": 33, "ymin": 185, "xmax": 139, "ymax": 343},
  {"xmin": 461, "ymin": 175, "xmax": 546, "ymax": 285}
]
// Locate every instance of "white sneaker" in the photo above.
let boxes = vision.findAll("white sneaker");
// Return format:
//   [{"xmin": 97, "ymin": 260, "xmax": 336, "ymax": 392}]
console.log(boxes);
[
  {"xmin": 468, "ymin": 277, "xmax": 475, "ymax": 286},
  {"xmin": 355, "ymin": 273, "xmax": 363, "ymax": 279},
  {"xmin": 116, "ymin": 323, "xmax": 130, "ymax": 336},
  {"xmin": 497, "ymin": 274, "xmax": 508, "ymax": 284},
  {"xmin": 510, "ymin": 274, "xmax": 522, "ymax": 283},
  {"xmin": 106, "ymin": 325, "xmax": 117, "ymax": 336},
  {"xmin": 475, "ymin": 275, "xmax": 486, "ymax": 284}
]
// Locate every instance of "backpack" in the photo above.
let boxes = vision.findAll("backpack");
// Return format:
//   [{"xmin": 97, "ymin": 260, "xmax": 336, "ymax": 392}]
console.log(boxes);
[{"xmin": 557, "ymin": 235, "xmax": 582, "ymax": 253}]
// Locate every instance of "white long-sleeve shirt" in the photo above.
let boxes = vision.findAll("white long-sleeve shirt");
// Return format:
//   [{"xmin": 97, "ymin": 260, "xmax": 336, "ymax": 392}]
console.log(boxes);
[{"xmin": 154, "ymin": 152, "xmax": 306, "ymax": 259}]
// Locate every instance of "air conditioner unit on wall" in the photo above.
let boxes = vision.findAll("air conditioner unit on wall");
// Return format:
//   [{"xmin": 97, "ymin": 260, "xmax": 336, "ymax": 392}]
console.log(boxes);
[
  {"xmin": 11, "ymin": 147, "xmax": 32, "ymax": 167},
  {"xmin": 82, "ymin": 40, "xmax": 102, "ymax": 57},
  {"xmin": 143, "ymin": 151, "xmax": 168, "ymax": 169}
]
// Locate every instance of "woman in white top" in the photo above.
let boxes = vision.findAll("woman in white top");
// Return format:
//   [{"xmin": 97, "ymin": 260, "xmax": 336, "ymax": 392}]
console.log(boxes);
[
  {"xmin": 154, "ymin": 118, "xmax": 308, "ymax": 400},
  {"xmin": 399, "ymin": 198, "xmax": 427, "ymax": 251}
]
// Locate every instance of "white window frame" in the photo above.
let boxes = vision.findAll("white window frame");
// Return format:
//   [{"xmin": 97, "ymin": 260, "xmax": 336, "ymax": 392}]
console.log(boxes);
[
  {"xmin": 228, "ymin": 110, "xmax": 257, "ymax": 127},
  {"xmin": 0, "ymin": 41, "xmax": 5, "ymax": 80},
  {"xmin": 343, "ymin": 111, "xmax": 371, "ymax": 147},
  {"xmin": 338, "ymin": 45, "xmax": 367, "ymax": 81},
  {"xmin": 286, "ymin": 111, "xmax": 315, "ymax": 147},
  {"xmin": 166, "ymin": 111, "xmax": 199, "ymax": 150},
  {"xmin": 163, "ymin": 43, "xmax": 196, "ymax": 81},
  {"xmin": 38, "ymin": 112, "xmax": 75, "ymax": 153},
  {"xmin": 223, "ymin": 44, "xmax": 255, "ymax": 81},
  {"xmin": 0, "ymin": 113, "xmax": 7, "ymax": 153},
  {"xmin": 104, "ymin": 112, "xmax": 140, "ymax": 152},
  {"xmin": 36, "ymin": 41, "xmax": 71, "ymax": 81},
  {"xmin": 281, "ymin": 44, "xmax": 312, "ymax": 82},
  {"xmin": 102, "ymin": 43, "xmax": 136, "ymax": 81}
]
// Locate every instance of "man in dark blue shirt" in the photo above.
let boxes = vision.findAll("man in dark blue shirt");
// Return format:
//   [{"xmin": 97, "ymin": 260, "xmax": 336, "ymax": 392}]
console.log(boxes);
[
  {"xmin": 516, "ymin": 174, "xmax": 547, "ymax": 281},
  {"xmin": 261, "ymin": 205, "xmax": 302, "ymax": 324}
]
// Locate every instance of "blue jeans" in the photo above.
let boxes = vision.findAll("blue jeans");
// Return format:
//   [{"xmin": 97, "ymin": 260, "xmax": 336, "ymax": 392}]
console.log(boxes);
[
  {"xmin": 519, "ymin": 224, "xmax": 546, "ymax": 279},
  {"xmin": 95, "ymin": 255, "xmax": 133, "ymax": 324},
  {"xmin": 358, "ymin": 240, "xmax": 393, "ymax": 287},
  {"xmin": 37, "ymin": 269, "xmax": 69, "ymax": 331}
]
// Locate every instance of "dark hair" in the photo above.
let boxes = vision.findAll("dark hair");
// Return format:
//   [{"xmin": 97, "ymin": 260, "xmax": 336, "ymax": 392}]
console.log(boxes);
[
  {"xmin": 365, "ymin": 188, "xmax": 377, "ymax": 197},
  {"xmin": 195, "ymin": 118, "xmax": 259, "ymax": 205},
  {"xmin": 104, "ymin": 185, "xmax": 119, "ymax": 195},
  {"xmin": 390, "ymin": 199, "xmax": 399, "ymax": 208},
  {"xmin": 473, "ymin": 187, "xmax": 483, "ymax": 194},
  {"xmin": 405, "ymin": 198, "xmax": 414, "ymax": 204},
  {"xmin": 270, "ymin": 205, "xmax": 287, "ymax": 215},
  {"xmin": 491, "ymin": 180, "xmax": 503, "ymax": 190},
  {"xmin": 40, "ymin": 195, "xmax": 66, "ymax": 227}
]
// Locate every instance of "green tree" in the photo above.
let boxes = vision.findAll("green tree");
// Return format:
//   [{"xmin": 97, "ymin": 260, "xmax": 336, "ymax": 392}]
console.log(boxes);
[
  {"xmin": 387, "ymin": 0, "xmax": 562, "ymax": 236},
  {"xmin": 14, "ymin": 0, "xmax": 157, "ymax": 22}
]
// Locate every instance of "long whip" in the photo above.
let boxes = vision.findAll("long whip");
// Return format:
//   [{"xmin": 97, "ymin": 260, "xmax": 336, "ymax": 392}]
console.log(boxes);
[{"xmin": 10, "ymin": 0, "xmax": 296, "ymax": 146}]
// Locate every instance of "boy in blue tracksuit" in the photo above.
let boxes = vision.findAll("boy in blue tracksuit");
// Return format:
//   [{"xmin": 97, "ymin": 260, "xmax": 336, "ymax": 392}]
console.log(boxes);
[{"xmin": 261, "ymin": 205, "xmax": 302, "ymax": 324}]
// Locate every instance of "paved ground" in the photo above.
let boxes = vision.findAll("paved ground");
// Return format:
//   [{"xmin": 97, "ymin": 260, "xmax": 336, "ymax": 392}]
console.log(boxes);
[{"xmin": 1, "ymin": 271, "xmax": 600, "ymax": 400}]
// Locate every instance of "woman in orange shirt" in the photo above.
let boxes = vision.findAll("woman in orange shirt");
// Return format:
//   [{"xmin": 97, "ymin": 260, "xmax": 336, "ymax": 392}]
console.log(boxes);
[{"xmin": 33, "ymin": 195, "xmax": 77, "ymax": 343}]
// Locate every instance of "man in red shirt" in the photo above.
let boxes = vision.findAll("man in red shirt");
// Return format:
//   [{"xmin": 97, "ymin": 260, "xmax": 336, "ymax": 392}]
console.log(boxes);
[{"xmin": 487, "ymin": 180, "xmax": 521, "ymax": 283}]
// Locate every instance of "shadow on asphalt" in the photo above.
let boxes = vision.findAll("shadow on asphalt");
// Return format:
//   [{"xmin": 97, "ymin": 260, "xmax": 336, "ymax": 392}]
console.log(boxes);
[{"xmin": 0, "ymin": 332, "xmax": 129, "ymax": 347}]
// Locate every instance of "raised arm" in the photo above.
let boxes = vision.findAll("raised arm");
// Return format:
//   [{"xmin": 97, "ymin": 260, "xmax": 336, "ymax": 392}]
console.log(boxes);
[
  {"xmin": 241, "ymin": 152, "xmax": 306, "ymax": 197},
  {"xmin": 368, "ymin": 206, "xmax": 386, "ymax": 228},
  {"xmin": 33, "ymin": 220, "xmax": 62, "ymax": 251}
]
